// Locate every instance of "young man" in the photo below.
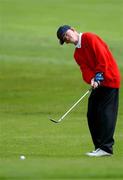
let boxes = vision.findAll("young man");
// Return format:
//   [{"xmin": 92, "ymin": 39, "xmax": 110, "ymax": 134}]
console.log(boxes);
[{"xmin": 56, "ymin": 25, "xmax": 121, "ymax": 157}]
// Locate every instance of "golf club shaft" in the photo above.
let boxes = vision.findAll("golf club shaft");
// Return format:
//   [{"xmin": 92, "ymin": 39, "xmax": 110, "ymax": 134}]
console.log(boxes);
[{"xmin": 57, "ymin": 88, "xmax": 91, "ymax": 122}]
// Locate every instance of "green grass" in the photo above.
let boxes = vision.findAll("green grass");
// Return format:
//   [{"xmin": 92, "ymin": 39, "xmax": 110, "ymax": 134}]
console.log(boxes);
[{"xmin": 0, "ymin": 0, "xmax": 123, "ymax": 179}]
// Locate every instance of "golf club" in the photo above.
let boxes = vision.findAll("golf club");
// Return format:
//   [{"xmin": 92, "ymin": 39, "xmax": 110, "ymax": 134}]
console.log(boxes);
[{"xmin": 49, "ymin": 88, "xmax": 92, "ymax": 123}]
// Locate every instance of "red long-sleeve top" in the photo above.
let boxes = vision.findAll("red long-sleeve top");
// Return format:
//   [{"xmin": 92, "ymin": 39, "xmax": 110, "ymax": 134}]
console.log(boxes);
[{"xmin": 74, "ymin": 32, "xmax": 121, "ymax": 88}]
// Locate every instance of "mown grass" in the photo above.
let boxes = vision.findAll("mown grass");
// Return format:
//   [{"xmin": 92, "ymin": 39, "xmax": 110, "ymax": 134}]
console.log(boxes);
[{"xmin": 0, "ymin": 0, "xmax": 123, "ymax": 179}]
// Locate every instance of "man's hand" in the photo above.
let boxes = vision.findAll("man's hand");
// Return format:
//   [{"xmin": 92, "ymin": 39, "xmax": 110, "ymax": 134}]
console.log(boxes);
[
  {"xmin": 91, "ymin": 72, "xmax": 104, "ymax": 89},
  {"xmin": 91, "ymin": 78, "xmax": 99, "ymax": 89}
]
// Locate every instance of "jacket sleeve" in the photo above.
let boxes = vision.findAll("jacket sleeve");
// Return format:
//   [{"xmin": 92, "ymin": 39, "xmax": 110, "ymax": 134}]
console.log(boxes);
[
  {"xmin": 87, "ymin": 33, "xmax": 109, "ymax": 74},
  {"xmin": 80, "ymin": 63, "xmax": 94, "ymax": 84}
]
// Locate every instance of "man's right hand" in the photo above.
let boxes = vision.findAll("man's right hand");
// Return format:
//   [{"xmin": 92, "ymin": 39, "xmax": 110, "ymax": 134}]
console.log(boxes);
[{"xmin": 91, "ymin": 78, "xmax": 99, "ymax": 89}]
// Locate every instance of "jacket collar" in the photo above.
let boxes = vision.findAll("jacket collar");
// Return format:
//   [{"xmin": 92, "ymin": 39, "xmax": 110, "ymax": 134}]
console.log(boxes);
[{"xmin": 75, "ymin": 33, "xmax": 82, "ymax": 48}]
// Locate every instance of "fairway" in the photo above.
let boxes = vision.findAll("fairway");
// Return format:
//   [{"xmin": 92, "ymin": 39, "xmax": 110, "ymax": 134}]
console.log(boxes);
[{"xmin": 0, "ymin": 0, "xmax": 123, "ymax": 179}]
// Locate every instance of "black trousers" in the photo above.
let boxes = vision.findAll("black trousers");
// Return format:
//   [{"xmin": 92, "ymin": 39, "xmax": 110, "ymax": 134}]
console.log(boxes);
[{"xmin": 87, "ymin": 87, "xmax": 119, "ymax": 154}]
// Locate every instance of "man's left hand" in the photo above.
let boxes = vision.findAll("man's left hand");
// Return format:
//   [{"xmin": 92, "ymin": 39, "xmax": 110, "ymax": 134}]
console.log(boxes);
[{"xmin": 91, "ymin": 72, "xmax": 104, "ymax": 89}]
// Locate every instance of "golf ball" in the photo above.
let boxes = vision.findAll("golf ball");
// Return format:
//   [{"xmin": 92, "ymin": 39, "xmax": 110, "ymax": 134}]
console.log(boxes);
[{"xmin": 20, "ymin": 155, "xmax": 26, "ymax": 160}]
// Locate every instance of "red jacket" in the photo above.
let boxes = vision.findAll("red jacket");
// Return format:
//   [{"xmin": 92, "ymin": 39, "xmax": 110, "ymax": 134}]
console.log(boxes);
[{"xmin": 74, "ymin": 32, "xmax": 121, "ymax": 88}]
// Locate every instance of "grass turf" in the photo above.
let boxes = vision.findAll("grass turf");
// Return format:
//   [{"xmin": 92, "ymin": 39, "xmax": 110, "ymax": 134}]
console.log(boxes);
[{"xmin": 0, "ymin": 0, "xmax": 123, "ymax": 179}]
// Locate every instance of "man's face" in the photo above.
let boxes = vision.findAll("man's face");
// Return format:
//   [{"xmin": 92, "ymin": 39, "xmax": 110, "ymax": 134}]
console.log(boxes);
[{"xmin": 63, "ymin": 29, "xmax": 76, "ymax": 44}]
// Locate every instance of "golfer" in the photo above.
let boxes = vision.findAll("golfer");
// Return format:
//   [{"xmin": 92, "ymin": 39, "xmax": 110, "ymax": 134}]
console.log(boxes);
[{"xmin": 56, "ymin": 25, "xmax": 121, "ymax": 157}]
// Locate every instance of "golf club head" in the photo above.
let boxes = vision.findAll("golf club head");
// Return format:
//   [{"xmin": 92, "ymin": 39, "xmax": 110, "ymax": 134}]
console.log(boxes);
[{"xmin": 49, "ymin": 118, "xmax": 59, "ymax": 123}]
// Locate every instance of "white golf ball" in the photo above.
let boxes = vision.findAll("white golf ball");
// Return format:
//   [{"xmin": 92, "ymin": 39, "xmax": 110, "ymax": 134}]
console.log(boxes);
[{"xmin": 20, "ymin": 155, "xmax": 26, "ymax": 160}]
